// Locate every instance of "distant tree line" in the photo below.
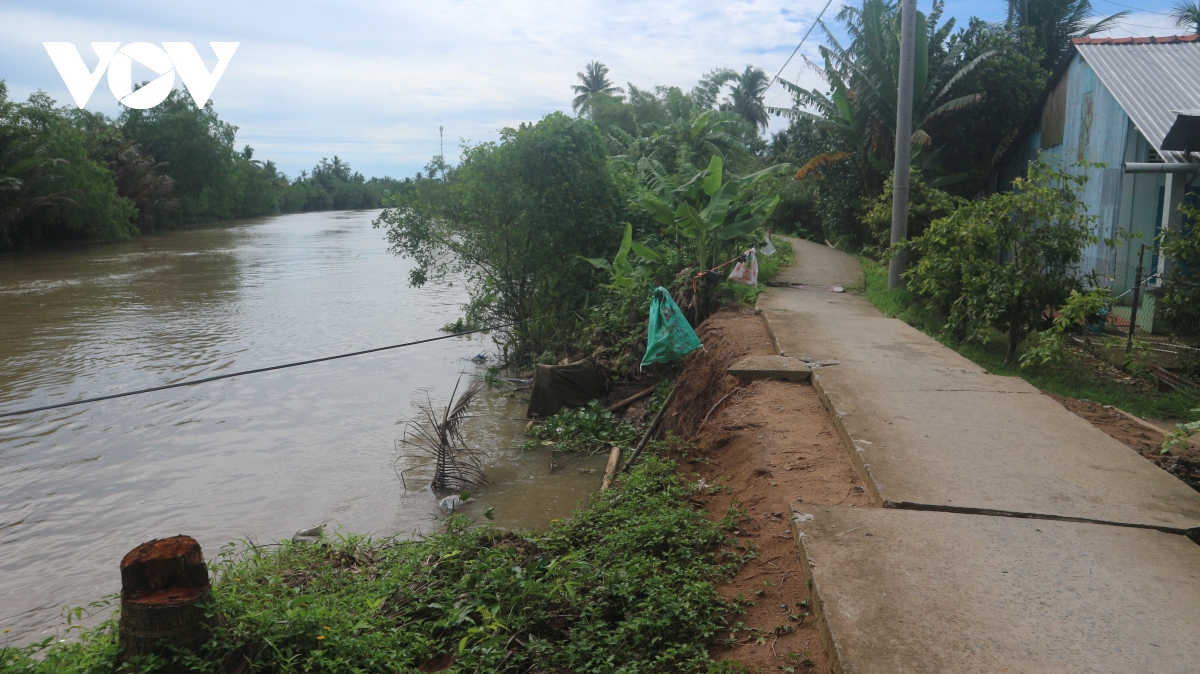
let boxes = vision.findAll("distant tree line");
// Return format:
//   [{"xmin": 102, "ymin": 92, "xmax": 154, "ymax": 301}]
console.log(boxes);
[{"xmin": 0, "ymin": 83, "xmax": 405, "ymax": 251}]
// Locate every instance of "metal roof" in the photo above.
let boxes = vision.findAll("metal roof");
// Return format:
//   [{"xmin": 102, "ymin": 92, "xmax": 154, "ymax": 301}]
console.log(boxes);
[{"xmin": 1073, "ymin": 35, "xmax": 1200, "ymax": 163}]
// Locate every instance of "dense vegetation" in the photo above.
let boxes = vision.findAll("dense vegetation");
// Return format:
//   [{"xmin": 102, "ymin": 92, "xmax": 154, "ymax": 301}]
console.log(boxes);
[
  {"xmin": 0, "ymin": 83, "xmax": 403, "ymax": 250},
  {"xmin": 0, "ymin": 457, "xmax": 753, "ymax": 673}
]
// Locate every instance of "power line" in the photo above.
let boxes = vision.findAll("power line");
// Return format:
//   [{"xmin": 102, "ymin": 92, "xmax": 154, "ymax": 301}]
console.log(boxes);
[
  {"xmin": 766, "ymin": 0, "xmax": 835, "ymax": 95},
  {"xmin": 1093, "ymin": 0, "xmax": 1171, "ymax": 17},
  {"xmin": 0, "ymin": 300, "xmax": 622, "ymax": 419}
]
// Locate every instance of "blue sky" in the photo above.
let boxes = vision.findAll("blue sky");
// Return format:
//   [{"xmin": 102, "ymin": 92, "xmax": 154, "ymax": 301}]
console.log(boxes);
[{"xmin": 0, "ymin": 0, "xmax": 1186, "ymax": 180}]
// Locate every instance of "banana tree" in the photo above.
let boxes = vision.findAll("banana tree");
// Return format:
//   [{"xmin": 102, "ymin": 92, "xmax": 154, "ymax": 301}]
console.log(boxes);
[
  {"xmin": 639, "ymin": 154, "xmax": 789, "ymax": 273},
  {"xmin": 581, "ymin": 222, "xmax": 664, "ymax": 291}
]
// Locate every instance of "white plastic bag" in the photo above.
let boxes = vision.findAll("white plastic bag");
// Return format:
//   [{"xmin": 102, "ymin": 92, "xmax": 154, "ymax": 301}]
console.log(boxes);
[
  {"xmin": 760, "ymin": 237, "xmax": 777, "ymax": 257},
  {"xmin": 728, "ymin": 248, "xmax": 758, "ymax": 286}
]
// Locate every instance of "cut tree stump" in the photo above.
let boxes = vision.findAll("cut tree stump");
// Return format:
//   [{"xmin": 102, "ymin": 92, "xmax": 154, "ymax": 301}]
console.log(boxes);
[{"xmin": 117, "ymin": 535, "xmax": 212, "ymax": 664}]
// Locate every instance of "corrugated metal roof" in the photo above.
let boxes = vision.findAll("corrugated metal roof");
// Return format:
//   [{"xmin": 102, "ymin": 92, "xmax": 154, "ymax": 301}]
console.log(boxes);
[{"xmin": 1074, "ymin": 37, "xmax": 1200, "ymax": 163}]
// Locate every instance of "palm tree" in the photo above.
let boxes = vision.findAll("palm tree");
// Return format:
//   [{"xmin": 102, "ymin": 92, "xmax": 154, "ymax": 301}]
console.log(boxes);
[
  {"xmin": 770, "ymin": 0, "xmax": 995, "ymax": 192},
  {"xmin": 610, "ymin": 109, "xmax": 754, "ymax": 174},
  {"xmin": 726, "ymin": 65, "xmax": 771, "ymax": 131},
  {"xmin": 1006, "ymin": 0, "xmax": 1127, "ymax": 68},
  {"xmin": 1171, "ymin": 0, "xmax": 1200, "ymax": 33},
  {"xmin": 572, "ymin": 61, "xmax": 624, "ymax": 116}
]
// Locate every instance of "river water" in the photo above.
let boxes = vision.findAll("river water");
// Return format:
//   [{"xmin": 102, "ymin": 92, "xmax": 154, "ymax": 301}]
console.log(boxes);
[{"xmin": 0, "ymin": 210, "xmax": 606, "ymax": 643}]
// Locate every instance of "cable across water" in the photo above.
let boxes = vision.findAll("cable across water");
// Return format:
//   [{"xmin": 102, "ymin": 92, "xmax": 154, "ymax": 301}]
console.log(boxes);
[{"xmin": 0, "ymin": 300, "xmax": 623, "ymax": 419}]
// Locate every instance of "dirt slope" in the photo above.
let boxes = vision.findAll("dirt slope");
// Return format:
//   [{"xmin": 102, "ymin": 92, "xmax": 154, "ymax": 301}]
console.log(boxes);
[{"xmin": 658, "ymin": 305, "xmax": 870, "ymax": 673}]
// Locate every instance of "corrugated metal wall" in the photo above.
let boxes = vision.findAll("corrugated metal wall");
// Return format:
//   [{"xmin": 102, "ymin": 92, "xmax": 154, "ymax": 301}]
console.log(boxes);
[{"xmin": 1059, "ymin": 55, "xmax": 1131, "ymax": 265}]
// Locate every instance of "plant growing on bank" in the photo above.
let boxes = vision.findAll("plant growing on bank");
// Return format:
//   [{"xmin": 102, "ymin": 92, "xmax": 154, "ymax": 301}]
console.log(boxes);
[
  {"xmin": 581, "ymin": 222, "xmax": 664, "ymax": 293},
  {"xmin": 639, "ymin": 155, "xmax": 788, "ymax": 275},
  {"xmin": 524, "ymin": 399, "xmax": 641, "ymax": 454},
  {"xmin": 905, "ymin": 158, "xmax": 1097, "ymax": 365},
  {"xmin": 2, "ymin": 458, "xmax": 749, "ymax": 673},
  {"xmin": 374, "ymin": 113, "xmax": 624, "ymax": 362}
]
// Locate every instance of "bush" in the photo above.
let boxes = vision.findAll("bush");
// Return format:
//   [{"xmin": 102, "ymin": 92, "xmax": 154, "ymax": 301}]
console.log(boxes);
[
  {"xmin": 861, "ymin": 170, "xmax": 964, "ymax": 254},
  {"xmin": 375, "ymin": 113, "xmax": 625, "ymax": 362},
  {"xmin": 905, "ymin": 158, "xmax": 1097, "ymax": 365},
  {"xmin": 1155, "ymin": 200, "xmax": 1200, "ymax": 342}
]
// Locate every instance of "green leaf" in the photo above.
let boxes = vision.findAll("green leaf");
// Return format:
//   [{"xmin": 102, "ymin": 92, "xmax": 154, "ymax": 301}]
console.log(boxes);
[
  {"xmin": 640, "ymin": 196, "xmax": 676, "ymax": 226},
  {"xmin": 580, "ymin": 257, "xmax": 611, "ymax": 270},
  {"xmin": 702, "ymin": 155, "xmax": 723, "ymax": 196},
  {"xmin": 629, "ymin": 240, "xmax": 663, "ymax": 262}
]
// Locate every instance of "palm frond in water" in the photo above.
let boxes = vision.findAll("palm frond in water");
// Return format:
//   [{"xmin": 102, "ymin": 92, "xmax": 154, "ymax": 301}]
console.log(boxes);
[{"xmin": 399, "ymin": 377, "xmax": 487, "ymax": 494}]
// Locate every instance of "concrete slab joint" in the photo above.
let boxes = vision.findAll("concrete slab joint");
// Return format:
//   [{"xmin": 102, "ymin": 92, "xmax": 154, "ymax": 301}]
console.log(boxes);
[
  {"xmin": 791, "ymin": 504, "xmax": 1200, "ymax": 673},
  {"xmin": 758, "ymin": 237, "xmax": 1200, "ymax": 534}
]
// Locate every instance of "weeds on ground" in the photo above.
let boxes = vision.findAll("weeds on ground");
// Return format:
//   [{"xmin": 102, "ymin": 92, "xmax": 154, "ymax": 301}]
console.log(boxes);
[
  {"xmin": 0, "ymin": 458, "xmax": 751, "ymax": 674},
  {"xmin": 858, "ymin": 257, "xmax": 1200, "ymax": 420},
  {"xmin": 523, "ymin": 400, "xmax": 640, "ymax": 454}
]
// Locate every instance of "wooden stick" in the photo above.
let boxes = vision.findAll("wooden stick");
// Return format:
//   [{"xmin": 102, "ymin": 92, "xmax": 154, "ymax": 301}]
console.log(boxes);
[
  {"xmin": 701, "ymin": 387, "xmax": 740, "ymax": 426},
  {"xmin": 621, "ymin": 383, "xmax": 678, "ymax": 473},
  {"xmin": 601, "ymin": 446, "xmax": 621, "ymax": 490},
  {"xmin": 606, "ymin": 385, "xmax": 658, "ymax": 413}
]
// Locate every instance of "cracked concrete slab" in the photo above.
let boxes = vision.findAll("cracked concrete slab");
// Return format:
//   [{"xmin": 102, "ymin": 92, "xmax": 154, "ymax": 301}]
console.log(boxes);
[
  {"xmin": 759, "ymin": 241, "xmax": 1200, "ymax": 534},
  {"xmin": 791, "ymin": 504, "xmax": 1200, "ymax": 674}
]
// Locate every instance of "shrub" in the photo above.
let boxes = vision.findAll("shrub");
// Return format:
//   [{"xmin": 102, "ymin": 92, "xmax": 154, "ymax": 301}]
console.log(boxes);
[
  {"xmin": 375, "ymin": 113, "xmax": 625, "ymax": 362},
  {"xmin": 861, "ymin": 170, "xmax": 964, "ymax": 254},
  {"xmin": 1155, "ymin": 200, "xmax": 1200, "ymax": 342},
  {"xmin": 905, "ymin": 158, "xmax": 1097, "ymax": 365}
]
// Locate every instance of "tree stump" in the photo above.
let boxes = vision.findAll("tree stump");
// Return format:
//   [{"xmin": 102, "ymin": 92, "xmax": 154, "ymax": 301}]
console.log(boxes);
[{"xmin": 117, "ymin": 535, "xmax": 212, "ymax": 664}]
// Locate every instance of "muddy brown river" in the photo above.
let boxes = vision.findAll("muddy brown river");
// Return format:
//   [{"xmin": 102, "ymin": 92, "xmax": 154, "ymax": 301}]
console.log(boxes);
[{"xmin": 0, "ymin": 210, "xmax": 605, "ymax": 643}]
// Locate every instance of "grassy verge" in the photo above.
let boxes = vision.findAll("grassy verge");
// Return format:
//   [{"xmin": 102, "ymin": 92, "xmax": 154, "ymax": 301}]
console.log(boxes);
[
  {"xmin": 1, "ymin": 458, "xmax": 750, "ymax": 674},
  {"xmin": 858, "ymin": 256, "xmax": 1200, "ymax": 421}
]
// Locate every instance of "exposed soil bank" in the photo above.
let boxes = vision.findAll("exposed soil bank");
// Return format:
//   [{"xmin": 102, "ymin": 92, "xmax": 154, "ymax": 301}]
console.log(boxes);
[{"xmin": 653, "ymin": 305, "xmax": 871, "ymax": 673}]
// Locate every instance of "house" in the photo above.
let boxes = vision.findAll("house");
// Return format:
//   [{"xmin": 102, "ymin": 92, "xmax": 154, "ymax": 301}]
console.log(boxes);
[{"xmin": 999, "ymin": 35, "xmax": 1200, "ymax": 332}]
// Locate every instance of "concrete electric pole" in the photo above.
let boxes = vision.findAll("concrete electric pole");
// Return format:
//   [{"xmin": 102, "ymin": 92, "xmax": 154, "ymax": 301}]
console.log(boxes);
[{"xmin": 888, "ymin": 0, "xmax": 918, "ymax": 290}]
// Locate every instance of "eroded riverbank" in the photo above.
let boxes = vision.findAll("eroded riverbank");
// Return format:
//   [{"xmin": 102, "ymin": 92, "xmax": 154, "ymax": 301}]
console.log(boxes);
[{"xmin": 0, "ymin": 211, "xmax": 604, "ymax": 643}]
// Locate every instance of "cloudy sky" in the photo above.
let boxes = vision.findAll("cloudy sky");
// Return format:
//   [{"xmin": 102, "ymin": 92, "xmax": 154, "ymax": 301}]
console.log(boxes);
[{"xmin": 0, "ymin": 0, "xmax": 1185, "ymax": 180}]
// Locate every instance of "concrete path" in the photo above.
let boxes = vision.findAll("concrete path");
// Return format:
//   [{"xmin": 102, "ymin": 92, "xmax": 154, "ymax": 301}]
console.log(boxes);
[
  {"xmin": 772, "ymin": 237, "xmax": 864, "ymax": 288},
  {"xmin": 760, "ymin": 239, "xmax": 1200, "ymax": 534},
  {"xmin": 762, "ymin": 237, "xmax": 1200, "ymax": 671},
  {"xmin": 792, "ymin": 504, "xmax": 1200, "ymax": 673}
]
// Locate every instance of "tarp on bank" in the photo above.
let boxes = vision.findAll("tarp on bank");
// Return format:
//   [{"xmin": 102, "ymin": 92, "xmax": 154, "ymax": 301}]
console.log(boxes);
[{"xmin": 526, "ymin": 359, "xmax": 608, "ymax": 419}]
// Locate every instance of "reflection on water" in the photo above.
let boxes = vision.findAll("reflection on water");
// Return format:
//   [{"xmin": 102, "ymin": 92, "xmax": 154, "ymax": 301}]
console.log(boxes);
[{"xmin": 0, "ymin": 210, "xmax": 605, "ymax": 643}]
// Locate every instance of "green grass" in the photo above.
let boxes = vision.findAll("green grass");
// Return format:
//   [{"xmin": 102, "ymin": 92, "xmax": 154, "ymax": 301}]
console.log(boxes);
[
  {"xmin": 1, "ymin": 458, "xmax": 750, "ymax": 674},
  {"xmin": 857, "ymin": 256, "xmax": 1200, "ymax": 421}
]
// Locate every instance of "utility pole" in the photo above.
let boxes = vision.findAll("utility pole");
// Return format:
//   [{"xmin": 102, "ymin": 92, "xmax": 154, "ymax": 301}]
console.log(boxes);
[{"xmin": 889, "ymin": 0, "xmax": 918, "ymax": 289}]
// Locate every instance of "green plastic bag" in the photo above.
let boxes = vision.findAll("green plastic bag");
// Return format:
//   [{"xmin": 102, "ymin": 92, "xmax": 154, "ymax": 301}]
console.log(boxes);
[{"xmin": 641, "ymin": 286, "xmax": 703, "ymax": 367}]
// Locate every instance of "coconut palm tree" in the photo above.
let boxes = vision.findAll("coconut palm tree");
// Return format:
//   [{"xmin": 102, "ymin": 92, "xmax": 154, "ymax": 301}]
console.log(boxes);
[
  {"xmin": 769, "ymin": 0, "xmax": 995, "ymax": 192},
  {"xmin": 1006, "ymin": 0, "xmax": 1127, "ymax": 68},
  {"xmin": 725, "ymin": 65, "xmax": 771, "ymax": 132},
  {"xmin": 572, "ymin": 61, "xmax": 625, "ymax": 116},
  {"xmin": 1171, "ymin": 0, "xmax": 1200, "ymax": 33}
]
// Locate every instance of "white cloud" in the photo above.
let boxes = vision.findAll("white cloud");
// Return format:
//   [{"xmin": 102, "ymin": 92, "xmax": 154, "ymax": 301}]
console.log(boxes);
[{"xmin": 2, "ymin": 0, "xmax": 838, "ymax": 178}]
